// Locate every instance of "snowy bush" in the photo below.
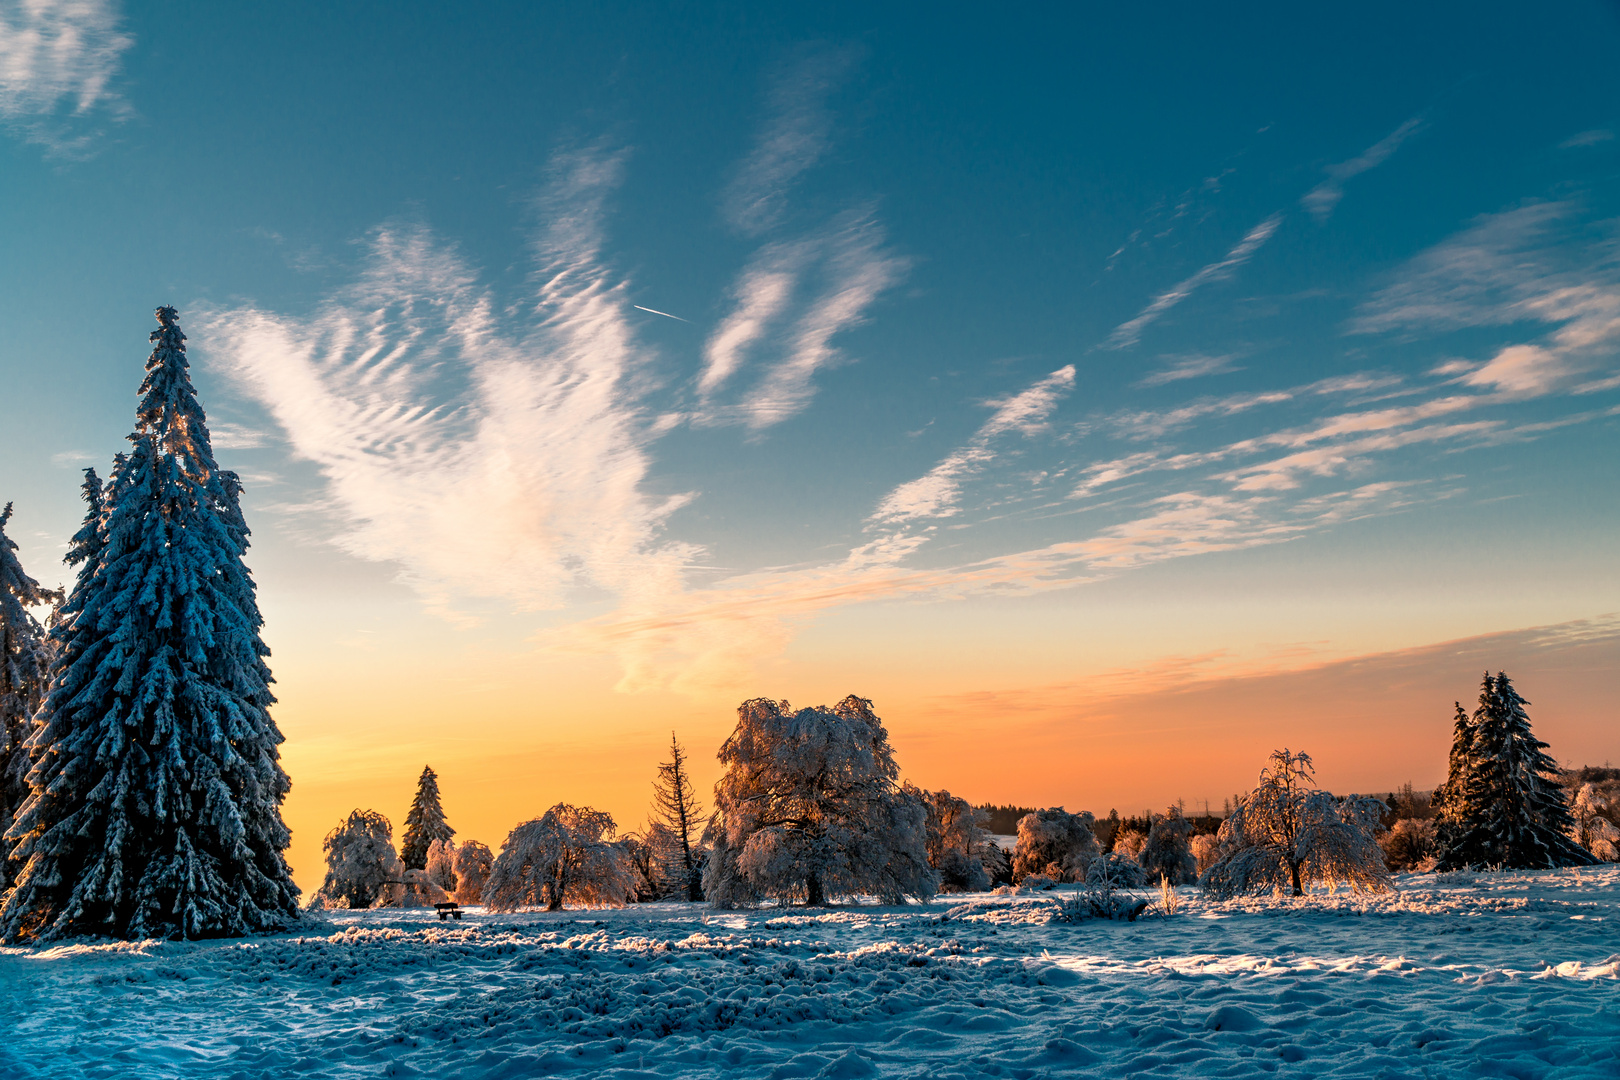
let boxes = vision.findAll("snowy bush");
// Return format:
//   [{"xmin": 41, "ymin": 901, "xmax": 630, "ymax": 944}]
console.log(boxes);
[
  {"xmin": 1010, "ymin": 808, "xmax": 1100, "ymax": 883},
  {"xmin": 376, "ymin": 869, "xmax": 450, "ymax": 908},
  {"xmin": 486, "ymin": 805, "xmax": 636, "ymax": 912},
  {"xmin": 452, "ymin": 840, "xmax": 493, "ymax": 904},
  {"xmin": 1113, "ymin": 829, "xmax": 1147, "ymax": 860},
  {"xmin": 425, "ymin": 838, "xmax": 458, "ymax": 894},
  {"xmin": 704, "ymin": 695, "xmax": 936, "ymax": 907},
  {"xmin": 1138, "ymin": 809, "xmax": 1197, "ymax": 885},
  {"xmin": 1051, "ymin": 853, "xmax": 1148, "ymax": 922},
  {"xmin": 1570, "ymin": 784, "xmax": 1620, "ymax": 861},
  {"xmin": 1202, "ymin": 750, "xmax": 1391, "ymax": 899},
  {"xmin": 1190, "ymin": 833, "xmax": 1220, "ymax": 874},
  {"xmin": 1435, "ymin": 674, "xmax": 1594, "ymax": 870},
  {"xmin": 311, "ymin": 810, "xmax": 403, "ymax": 910},
  {"xmin": 1380, "ymin": 818, "xmax": 1439, "ymax": 871},
  {"xmin": 619, "ymin": 833, "xmax": 664, "ymax": 902},
  {"xmin": 911, "ymin": 785, "xmax": 993, "ymax": 893},
  {"xmin": 1091, "ymin": 849, "xmax": 1147, "ymax": 888}
]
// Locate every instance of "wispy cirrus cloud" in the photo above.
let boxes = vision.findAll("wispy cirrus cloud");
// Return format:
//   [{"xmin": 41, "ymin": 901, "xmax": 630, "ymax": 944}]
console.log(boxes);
[
  {"xmin": 872, "ymin": 365, "xmax": 1076, "ymax": 524},
  {"xmin": 1137, "ymin": 352, "xmax": 1243, "ymax": 387},
  {"xmin": 697, "ymin": 210, "xmax": 907, "ymax": 429},
  {"xmin": 1103, "ymin": 212, "xmax": 1283, "ymax": 349},
  {"xmin": 722, "ymin": 44, "xmax": 860, "ymax": 237},
  {"xmin": 203, "ymin": 144, "xmax": 701, "ymax": 623},
  {"xmin": 1301, "ymin": 116, "xmax": 1424, "ymax": 222},
  {"xmin": 0, "ymin": 0, "xmax": 131, "ymax": 154}
]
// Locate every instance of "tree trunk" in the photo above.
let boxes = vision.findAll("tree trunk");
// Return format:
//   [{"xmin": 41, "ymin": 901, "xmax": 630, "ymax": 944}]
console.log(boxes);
[
  {"xmin": 805, "ymin": 872, "xmax": 826, "ymax": 906},
  {"xmin": 1289, "ymin": 860, "xmax": 1304, "ymax": 897}
]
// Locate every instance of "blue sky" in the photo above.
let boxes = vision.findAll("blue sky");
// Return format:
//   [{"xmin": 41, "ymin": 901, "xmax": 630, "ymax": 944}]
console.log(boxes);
[{"xmin": 4, "ymin": 2, "xmax": 1620, "ymax": 871}]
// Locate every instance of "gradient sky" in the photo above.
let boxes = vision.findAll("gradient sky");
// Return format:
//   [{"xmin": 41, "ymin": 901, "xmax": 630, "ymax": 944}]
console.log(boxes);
[{"xmin": 3, "ymin": 1, "xmax": 1619, "ymax": 892}]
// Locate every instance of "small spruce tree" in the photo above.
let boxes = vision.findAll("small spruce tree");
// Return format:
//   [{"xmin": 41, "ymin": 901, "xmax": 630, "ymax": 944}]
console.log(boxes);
[
  {"xmin": 400, "ymin": 765, "xmax": 455, "ymax": 870},
  {"xmin": 1435, "ymin": 673, "xmax": 1594, "ymax": 870},
  {"xmin": 0, "ymin": 502, "xmax": 61, "ymax": 885},
  {"xmin": 0, "ymin": 307, "xmax": 300, "ymax": 942}
]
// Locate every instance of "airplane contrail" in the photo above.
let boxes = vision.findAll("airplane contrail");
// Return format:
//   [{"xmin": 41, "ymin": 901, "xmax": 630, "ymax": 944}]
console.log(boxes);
[{"xmin": 633, "ymin": 304, "xmax": 689, "ymax": 323}]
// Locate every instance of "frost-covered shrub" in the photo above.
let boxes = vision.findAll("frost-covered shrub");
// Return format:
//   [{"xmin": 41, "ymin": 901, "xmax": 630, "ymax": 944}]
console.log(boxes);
[
  {"xmin": 619, "ymin": 833, "xmax": 663, "ymax": 902},
  {"xmin": 1091, "ymin": 849, "xmax": 1146, "ymax": 888},
  {"xmin": 1570, "ymin": 784, "xmax": 1620, "ymax": 861},
  {"xmin": 310, "ymin": 810, "xmax": 403, "ymax": 910},
  {"xmin": 425, "ymin": 838, "xmax": 458, "ymax": 894},
  {"xmin": 1139, "ymin": 809, "xmax": 1197, "ymax": 885},
  {"xmin": 1202, "ymin": 750, "xmax": 1390, "ymax": 899},
  {"xmin": 911, "ymin": 785, "xmax": 993, "ymax": 893},
  {"xmin": 1011, "ymin": 808, "xmax": 1100, "ymax": 883},
  {"xmin": 1052, "ymin": 853, "xmax": 1148, "ymax": 922},
  {"xmin": 486, "ymin": 805, "xmax": 636, "ymax": 912},
  {"xmin": 377, "ymin": 868, "xmax": 449, "ymax": 908},
  {"xmin": 1379, "ymin": 818, "xmax": 1439, "ymax": 871},
  {"xmin": 1190, "ymin": 833, "xmax": 1220, "ymax": 874},
  {"xmin": 452, "ymin": 840, "xmax": 493, "ymax": 904},
  {"xmin": 705, "ymin": 696, "xmax": 936, "ymax": 907},
  {"xmin": 1113, "ymin": 829, "xmax": 1147, "ymax": 859}
]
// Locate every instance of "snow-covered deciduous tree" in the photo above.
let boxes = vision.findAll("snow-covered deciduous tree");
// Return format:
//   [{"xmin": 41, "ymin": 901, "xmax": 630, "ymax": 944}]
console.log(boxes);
[
  {"xmin": 1113, "ymin": 829, "xmax": 1147, "ymax": 859},
  {"xmin": 704, "ymin": 696, "xmax": 936, "ymax": 907},
  {"xmin": 1568, "ymin": 784, "xmax": 1620, "ymax": 862},
  {"xmin": 1189, "ymin": 833, "xmax": 1220, "ymax": 875},
  {"xmin": 401, "ymin": 765, "xmax": 454, "ymax": 871},
  {"xmin": 1436, "ymin": 674, "xmax": 1594, "ymax": 870},
  {"xmin": 485, "ymin": 805, "xmax": 636, "ymax": 911},
  {"xmin": 0, "ymin": 502, "xmax": 60, "ymax": 888},
  {"xmin": 452, "ymin": 840, "xmax": 493, "ymax": 903},
  {"xmin": 1010, "ymin": 808, "xmax": 1100, "ymax": 884},
  {"xmin": 907, "ymin": 785, "xmax": 992, "ymax": 893},
  {"xmin": 310, "ymin": 809, "xmax": 402, "ymax": 910},
  {"xmin": 649, "ymin": 732, "xmax": 704, "ymax": 901},
  {"xmin": 425, "ymin": 838, "xmax": 458, "ymax": 894},
  {"xmin": 1138, "ymin": 808, "xmax": 1197, "ymax": 885},
  {"xmin": 1, "ymin": 309, "xmax": 300, "ymax": 943},
  {"xmin": 1379, "ymin": 818, "xmax": 1438, "ymax": 871},
  {"xmin": 1202, "ymin": 749, "xmax": 1391, "ymax": 899}
]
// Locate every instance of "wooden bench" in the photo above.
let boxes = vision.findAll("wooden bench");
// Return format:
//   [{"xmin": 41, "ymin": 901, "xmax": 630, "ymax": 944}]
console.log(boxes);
[{"xmin": 435, "ymin": 902, "xmax": 463, "ymax": 920}]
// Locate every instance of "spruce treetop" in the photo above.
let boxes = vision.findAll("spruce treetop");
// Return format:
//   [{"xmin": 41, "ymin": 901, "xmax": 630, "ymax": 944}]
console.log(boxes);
[{"xmin": 401, "ymin": 765, "xmax": 455, "ymax": 870}]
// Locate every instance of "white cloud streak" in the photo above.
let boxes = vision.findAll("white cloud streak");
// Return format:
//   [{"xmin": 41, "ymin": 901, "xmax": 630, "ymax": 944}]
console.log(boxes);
[
  {"xmin": 722, "ymin": 45, "xmax": 859, "ymax": 237},
  {"xmin": 202, "ymin": 144, "xmax": 700, "ymax": 624},
  {"xmin": 1137, "ymin": 353, "xmax": 1242, "ymax": 387},
  {"xmin": 0, "ymin": 0, "xmax": 130, "ymax": 153},
  {"xmin": 872, "ymin": 365, "xmax": 1077, "ymax": 524},
  {"xmin": 1301, "ymin": 116, "xmax": 1424, "ymax": 221},
  {"xmin": 1103, "ymin": 213, "xmax": 1283, "ymax": 349}
]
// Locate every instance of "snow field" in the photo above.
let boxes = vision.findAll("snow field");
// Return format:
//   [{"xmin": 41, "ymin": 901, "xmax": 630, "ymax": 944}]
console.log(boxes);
[{"xmin": 3, "ymin": 866, "xmax": 1619, "ymax": 1078}]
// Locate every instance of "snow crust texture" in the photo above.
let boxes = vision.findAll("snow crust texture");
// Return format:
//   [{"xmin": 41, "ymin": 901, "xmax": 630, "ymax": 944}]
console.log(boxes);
[{"xmin": 4, "ymin": 866, "xmax": 1620, "ymax": 1078}]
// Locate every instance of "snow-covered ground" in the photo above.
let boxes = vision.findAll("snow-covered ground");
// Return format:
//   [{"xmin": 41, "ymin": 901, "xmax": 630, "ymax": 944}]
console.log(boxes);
[{"xmin": 4, "ymin": 867, "xmax": 1619, "ymax": 1078}]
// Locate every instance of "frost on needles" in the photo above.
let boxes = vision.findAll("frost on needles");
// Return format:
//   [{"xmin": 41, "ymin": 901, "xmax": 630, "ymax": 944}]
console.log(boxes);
[{"xmin": 0, "ymin": 307, "xmax": 300, "ymax": 943}]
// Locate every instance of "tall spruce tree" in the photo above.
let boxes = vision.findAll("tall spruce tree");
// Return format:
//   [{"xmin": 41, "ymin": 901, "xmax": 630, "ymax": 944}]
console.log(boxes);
[
  {"xmin": 650, "ymin": 731, "xmax": 704, "ymax": 901},
  {"xmin": 1435, "ymin": 672, "xmax": 1594, "ymax": 871},
  {"xmin": 0, "ymin": 307, "xmax": 300, "ymax": 942},
  {"xmin": 0, "ymin": 503, "xmax": 60, "ymax": 885},
  {"xmin": 1432, "ymin": 701, "xmax": 1474, "ymax": 851},
  {"xmin": 401, "ymin": 765, "xmax": 454, "ymax": 870}
]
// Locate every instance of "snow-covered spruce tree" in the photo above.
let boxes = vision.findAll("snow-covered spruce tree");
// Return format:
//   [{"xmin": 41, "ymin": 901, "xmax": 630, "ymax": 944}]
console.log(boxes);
[
  {"xmin": 424, "ymin": 838, "xmax": 458, "ymax": 894},
  {"xmin": 1432, "ymin": 702, "xmax": 1474, "ymax": 853},
  {"xmin": 1010, "ymin": 808, "xmax": 1100, "ymax": 883},
  {"xmin": 485, "ymin": 804, "xmax": 636, "ymax": 911},
  {"xmin": 909, "ymin": 785, "xmax": 992, "ymax": 893},
  {"xmin": 0, "ymin": 502, "xmax": 61, "ymax": 886},
  {"xmin": 1436, "ymin": 673, "xmax": 1594, "ymax": 870},
  {"xmin": 649, "ymin": 732, "xmax": 704, "ymax": 900},
  {"xmin": 452, "ymin": 840, "xmax": 493, "ymax": 903},
  {"xmin": 1201, "ymin": 750, "xmax": 1390, "ymax": 899},
  {"xmin": 704, "ymin": 696, "xmax": 936, "ymax": 907},
  {"xmin": 1, "ymin": 308, "xmax": 300, "ymax": 942},
  {"xmin": 310, "ymin": 809, "xmax": 402, "ymax": 910},
  {"xmin": 1138, "ymin": 807, "xmax": 1197, "ymax": 885},
  {"xmin": 400, "ymin": 765, "xmax": 454, "ymax": 870}
]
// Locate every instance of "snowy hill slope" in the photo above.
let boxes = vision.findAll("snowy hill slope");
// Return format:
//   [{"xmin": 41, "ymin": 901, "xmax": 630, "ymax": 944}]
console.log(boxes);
[{"xmin": 3, "ymin": 866, "xmax": 1618, "ymax": 1078}]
